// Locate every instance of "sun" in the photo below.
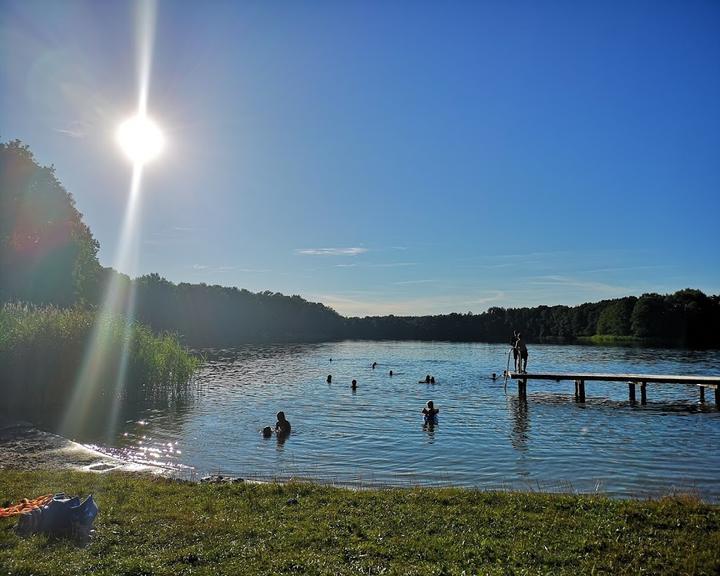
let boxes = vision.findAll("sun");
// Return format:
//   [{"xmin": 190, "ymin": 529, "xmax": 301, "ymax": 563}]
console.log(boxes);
[{"xmin": 116, "ymin": 114, "xmax": 165, "ymax": 165}]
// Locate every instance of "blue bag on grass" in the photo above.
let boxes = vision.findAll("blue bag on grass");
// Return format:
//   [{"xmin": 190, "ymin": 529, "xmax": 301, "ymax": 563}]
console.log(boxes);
[{"xmin": 16, "ymin": 493, "xmax": 98, "ymax": 539}]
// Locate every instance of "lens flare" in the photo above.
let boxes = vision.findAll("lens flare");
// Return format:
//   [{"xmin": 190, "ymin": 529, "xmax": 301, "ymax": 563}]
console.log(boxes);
[
  {"xmin": 116, "ymin": 115, "xmax": 164, "ymax": 165},
  {"xmin": 62, "ymin": 0, "xmax": 160, "ymax": 441}
]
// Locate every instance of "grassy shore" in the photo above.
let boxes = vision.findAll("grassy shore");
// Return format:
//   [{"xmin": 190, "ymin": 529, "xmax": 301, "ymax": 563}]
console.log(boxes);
[
  {"xmin": 576, "ymin": 335, "xmax": 646, "ymax": 346},
  {"xmin": 0, "ymin": 471, "xmax": 718, "ymax": 575}
]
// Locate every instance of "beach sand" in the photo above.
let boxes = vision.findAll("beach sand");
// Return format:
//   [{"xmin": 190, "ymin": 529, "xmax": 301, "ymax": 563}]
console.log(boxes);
[{"xmin": 0, "ymin": 417, "xmax": 167, "ymax": 475}]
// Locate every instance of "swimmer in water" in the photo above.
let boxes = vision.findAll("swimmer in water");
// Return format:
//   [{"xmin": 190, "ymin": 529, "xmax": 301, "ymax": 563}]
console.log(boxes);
[
  {"xmin": 275, "ymin": 411, "xmax": 291, "ymax": 436},
  {"xmin": 262, "ymin": 426, "xmax": 272, "ymax": 438},
  {"xmin": 327, "ymin": 374, "xmax": 332, "ymax": 383},
  {"xmin": 422, "ymin": 400, "xmax": 439, "ymax": 425},
  {"xmin": 372, "ymin": 362, "xmax": 377, "ymax": 369},
  {"xmin": 351, "ymin": 379, "xmax": 357, "ymax": 390},
  {"xmin": 389, "ymin": 370, "xmax": 393, "ymax": 376}
]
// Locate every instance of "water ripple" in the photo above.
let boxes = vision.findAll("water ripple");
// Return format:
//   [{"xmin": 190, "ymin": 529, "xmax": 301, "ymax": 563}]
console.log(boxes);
[{"xmin": 96, "ymin": 341, "xmax": 719, "ymax": 499}]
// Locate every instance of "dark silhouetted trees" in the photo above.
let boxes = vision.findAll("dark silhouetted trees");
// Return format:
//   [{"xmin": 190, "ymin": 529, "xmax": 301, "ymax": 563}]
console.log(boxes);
[
  {"xmin": 0, "ymin": 140, "xmax": 100, "ymax": 305},
  {"xmin": 2, "ymin": 141, "xmax": 718, "ymax": 348},
  {"xmin": 131, "ymin": 274, "xmax": 346, "ymax": 346},
  {"xmin": 337, "ymin": 291, "xmax": 719, "ymax": 347}
]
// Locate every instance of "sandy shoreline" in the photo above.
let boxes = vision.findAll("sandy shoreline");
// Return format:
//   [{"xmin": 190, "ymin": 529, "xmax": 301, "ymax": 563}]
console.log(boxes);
[{"xmin": 0, "ymin": 417, "xmax": 169, "ymax": 476}]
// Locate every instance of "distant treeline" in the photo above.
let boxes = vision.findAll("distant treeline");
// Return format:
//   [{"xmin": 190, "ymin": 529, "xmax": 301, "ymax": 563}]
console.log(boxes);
[
  {"xmin": 125, "ymin": 274, "xmax": 720, "ymax": 348},
  {"xmin": 343, "ymin": 289, "xmax": 720, "ymax": 348},
  {"xmin": 2, "ymin": 139, "xmax": 719, "ymax": 349}
]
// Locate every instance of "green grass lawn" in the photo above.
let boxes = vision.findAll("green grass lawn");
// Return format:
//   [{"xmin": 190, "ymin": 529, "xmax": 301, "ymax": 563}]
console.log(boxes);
[{"xmin": 0, "ymin": 470, "xmax": 718, "ymax": 575}]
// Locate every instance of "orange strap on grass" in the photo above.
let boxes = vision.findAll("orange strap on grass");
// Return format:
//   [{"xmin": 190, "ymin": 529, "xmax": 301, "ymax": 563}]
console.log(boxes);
[{"xmin": 0, "ymin": 494, "xmax": 53, "ymax": 518}]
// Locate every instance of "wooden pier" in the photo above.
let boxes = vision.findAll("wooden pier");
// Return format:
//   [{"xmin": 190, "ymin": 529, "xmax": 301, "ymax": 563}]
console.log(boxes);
[{"xmin": 508, "ymin": 372, "xmax": 720, "ymax": 408}]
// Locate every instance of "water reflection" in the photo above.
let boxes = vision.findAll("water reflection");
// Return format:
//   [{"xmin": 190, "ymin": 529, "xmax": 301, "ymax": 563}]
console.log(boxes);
[
  {"xmin": 12, "ymin": 341, "xmax": 720, "ymax": 499},
  {"xmin": 509, "ymin": 396, "xmax": 529, "ymax": 452},
  {"xmin": 422, "ymin": 422, "xmax": 437, "ymax": 444}
]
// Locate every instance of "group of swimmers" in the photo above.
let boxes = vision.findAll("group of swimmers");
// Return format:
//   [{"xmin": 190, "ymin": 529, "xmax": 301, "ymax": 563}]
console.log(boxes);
[
  {"xmin": 323, "ymin": 362, "xmax": 443, "ymax": 431},
  {"xmin": 262, "ymin": 411, "xmax": 291, "ymax": 439},
  {"xmin": 274, "ymin": 337, "xmax": 531, "ymax": 439},
  {"xmin": 326, "ymin": 370, "xmax": 437, "ymax": 388}
]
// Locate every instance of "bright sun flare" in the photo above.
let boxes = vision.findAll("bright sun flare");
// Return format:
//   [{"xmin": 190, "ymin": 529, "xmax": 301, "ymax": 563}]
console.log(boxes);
[{"xmin": 116, "ymin": 115, "xmax": 165, "ymax": 165}]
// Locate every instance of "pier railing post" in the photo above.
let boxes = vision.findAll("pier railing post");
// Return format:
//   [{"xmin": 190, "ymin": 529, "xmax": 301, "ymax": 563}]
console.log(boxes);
[
  {"xmin": 640, "ymin": 382, "xmax": 647, "ymax": 405},
  {"xmin": 628, "ymin": 382, "xmax": 636, "ymax": 404}
]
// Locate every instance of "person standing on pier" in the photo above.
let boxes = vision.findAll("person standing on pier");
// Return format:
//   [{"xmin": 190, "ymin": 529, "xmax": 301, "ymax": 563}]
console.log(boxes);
[
  {"xmin": 510, "ymin": 330, "xmax": 519, "ymax": 371},
  {"xmin": 516, "ymin": 333, "xmax": 528, "ymax": 373}
]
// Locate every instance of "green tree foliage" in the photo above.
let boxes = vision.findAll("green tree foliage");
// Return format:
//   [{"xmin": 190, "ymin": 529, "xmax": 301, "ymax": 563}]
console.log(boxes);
[
  {"xmin": 0, "ymin": 141, "xmax": 101, "ymax": 305},
  {"xmin": 339, "ymin": 292, "xmax": 719, "ymax": 347},
  {"xmin": 630, "ymin": 289, "xmax": 717, "ymax": 346},
  {"xmin": 597, "ymin": 297, "xmax": 637, "ymax": 336},
  {"xmin": 132, "ymin": 274, "xmax": 346, "ymax": 346}
]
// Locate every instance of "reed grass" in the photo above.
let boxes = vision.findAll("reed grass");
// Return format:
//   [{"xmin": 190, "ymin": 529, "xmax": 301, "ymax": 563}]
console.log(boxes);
[
  {"xmin": 577, "ymin": 334, "xmax": 644, "ymax": 345},
  {"xmin": 0, "ymin": 303, "xmax": 199, "ymax": 416}
]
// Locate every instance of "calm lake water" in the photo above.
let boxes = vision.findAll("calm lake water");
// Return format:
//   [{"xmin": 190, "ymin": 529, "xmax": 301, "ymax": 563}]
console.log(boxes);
[{"xmin": 86, "ymin": 341, "xmax": 720, "ymax": 500}]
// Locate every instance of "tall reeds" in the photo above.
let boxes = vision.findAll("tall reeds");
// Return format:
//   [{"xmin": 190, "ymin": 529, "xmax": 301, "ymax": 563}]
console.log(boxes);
[{"xmin": 0, "ymin": 303, "xmax": 199, "ymax": 425}]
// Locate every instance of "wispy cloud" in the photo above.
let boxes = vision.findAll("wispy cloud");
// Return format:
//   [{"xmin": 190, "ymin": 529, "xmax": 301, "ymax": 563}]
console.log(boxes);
[
  {"xmin": 308, "ymin": 290, "xmax": 505, "ymax": 317},
  {"xmin": 369, "ymin": 262, "xmax": 416, "ymax": 268},
  {"xmin": 144, "ymin": 226, "xmax": 201, "ymax": 246},
  {"xmin": 527, "ymin": 275, "xmax": 630, "ymax": 293},
  {"xmin": 392, "ymin": 279, "xmax": 437, "ymax": 285},
  {"xmin": 295, "ymin": 247, "xmax": 368, "ymax": 256},
  {"xmin": 335, "ymin": 261, "xmax": 416, "ymax": 269},
  {"xmin": 191, "ymin": 264, "xmax": 270, "ymax": 273},
  {"xmin": 54, "ymin": 121, "xmax": 90, "ymax": 138}
]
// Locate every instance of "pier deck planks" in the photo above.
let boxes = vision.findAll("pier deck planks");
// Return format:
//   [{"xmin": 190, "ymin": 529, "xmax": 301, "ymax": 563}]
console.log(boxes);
[
  {"xmin": 507, "ymin": 371, "xmax": 720, "ymax": 407},
  {"xmin": 508, "ymin": 372, "xmax": 719, "ymax": 388}
]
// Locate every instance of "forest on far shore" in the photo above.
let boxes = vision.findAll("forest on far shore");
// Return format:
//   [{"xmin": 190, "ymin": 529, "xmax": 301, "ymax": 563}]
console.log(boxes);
[{"xmin": 2, "ymin": 139, "xmax": 719, "ymax": 349}]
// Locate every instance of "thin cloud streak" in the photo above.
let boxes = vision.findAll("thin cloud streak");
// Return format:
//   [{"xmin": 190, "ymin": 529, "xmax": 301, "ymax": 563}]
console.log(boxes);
[
  {"xmin": 191, "ymin": 264, "xmax": 270, "ymax": 273},
  {"xmin": 54, "ymin": 121, "xmax": 91, "ymax": 138},
  {"xmin": 310, "ymin": 290, "xmax": 505, "ymax": 317},
  {"xmin": 295, "ymin": 247, "xmax": 368, "ymax": 256},
  {"xmin": 334, "ymin": 262, "xmax": 417, "ymax": 269},
  {"xmin": 527, "ymin": 275, "xmax": 631, "ymax": 294},
  {"xmin": 392, "ymin": 279, "xmax": 437, "ymax": 286}
]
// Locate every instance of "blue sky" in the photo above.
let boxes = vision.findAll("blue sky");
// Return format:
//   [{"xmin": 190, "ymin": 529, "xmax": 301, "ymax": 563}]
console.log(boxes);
[{"xmin": 2, "ymin": 0, "xmax": 719, "ymax": 316}]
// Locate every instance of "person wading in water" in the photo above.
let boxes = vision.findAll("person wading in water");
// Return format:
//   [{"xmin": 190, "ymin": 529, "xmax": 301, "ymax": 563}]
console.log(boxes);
[
  {"xmin": 516, "ymin": 333, "xmax": 528, "ymax": 373},
  {"xmin": 510, "ymin": 330, "xmax": 519, "ymax": 372}
]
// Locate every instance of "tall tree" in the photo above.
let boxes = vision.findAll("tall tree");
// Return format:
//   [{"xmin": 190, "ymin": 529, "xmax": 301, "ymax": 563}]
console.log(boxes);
[{"xmin": 0, "ymin": 141, "xmax": 100, "ymax": 305}]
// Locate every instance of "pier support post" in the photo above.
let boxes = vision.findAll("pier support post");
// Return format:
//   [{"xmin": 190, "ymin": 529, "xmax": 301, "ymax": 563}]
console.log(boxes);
[
  {"xmin": 715, "ymin": 387, "xmax": 719, "ymax": 410},
  {"xmin": 640, "ymin": 382, "xmax": 647, "ymax": 405},
  {"xmin": 518, "ymin": 378, "xmax": 527, "ymax": 400},
  {"xmin": 574, "ymin": 380, "xmax": 579, "ymax": 401},
  {"xmin": 699, "ymin": 386, "xmax": 705, "ymax": 403},
  {"xmin": 628, "ymin": 382, "xmax": 636, "ymax": 404},
  {"xmin": 578, "ymin": 379, "xmax": 586, "ymax": 403}
]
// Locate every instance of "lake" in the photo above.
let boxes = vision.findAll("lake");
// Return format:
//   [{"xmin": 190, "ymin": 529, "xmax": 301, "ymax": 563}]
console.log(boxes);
[{"xmin": 82, "ymin": 341, "xmax": 720, "ymax": 500}]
